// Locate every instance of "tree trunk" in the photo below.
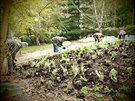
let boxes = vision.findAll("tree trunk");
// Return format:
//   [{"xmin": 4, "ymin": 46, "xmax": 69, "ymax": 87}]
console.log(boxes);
[
  {"xmin": 0, "ymin": 0, "xmax": 12, "ymax": 74},
  {"xmin": 7, "ymin": 25, "xmax": 13, "ymax": 39},
  {"xmin": 36, "ymin": 36, "xmax": 40, "ymax": 45},
  {"xmin": 93, "ymin": 0, "xmax": 104, "ymax": 34}
]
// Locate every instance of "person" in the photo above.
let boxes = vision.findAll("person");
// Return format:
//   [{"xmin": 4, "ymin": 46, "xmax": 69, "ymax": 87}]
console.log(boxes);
[
  {"xmin": 51, "ymin": 33, "xmax": 59, "ymax": 52},
  {"xmin": 7, "ymin": 38, "xmax": 22, "ymax": 74},
  {"xmin": 51, "ymin": 35, "xmax": 67, "ymax": 52},
  {"xmin": 118, "ymin": 29, "xmax": 126, "ymax": 47},
  {"xmin": 93, "ymin": 32, "xmax": 104, "ymax": 43},
  {"xmin": 118, "ymin": 29, "xmax": 126, "ymax": 40},
  {"xmin": 7, "ymin": 38, "xmax": 28, "ymax": 74}
]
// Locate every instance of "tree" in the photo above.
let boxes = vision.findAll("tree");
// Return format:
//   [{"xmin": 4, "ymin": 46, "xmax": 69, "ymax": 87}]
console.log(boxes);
[
  {"xmin": 59, "ymin": 0, "xmax": 81, "ymax": 40},
  {"xmin": 9, "ymin": 0, "xmax": 63, "ymax": 45},
  {"xmin": 0, "ymin": 0, "xmax": 12, "ymax": 74}
]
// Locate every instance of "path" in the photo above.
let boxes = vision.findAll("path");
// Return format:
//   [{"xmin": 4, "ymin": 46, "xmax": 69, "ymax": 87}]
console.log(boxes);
[{"xmin": 16, "ymin": 35, "xmax": 135, "ymax": 65}]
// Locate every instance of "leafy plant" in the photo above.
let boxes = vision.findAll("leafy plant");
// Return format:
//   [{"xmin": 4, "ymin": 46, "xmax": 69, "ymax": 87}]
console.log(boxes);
[
  {"xmin": 98, "ymin": 42, "xmax": 108, "ymax": 49},
  {"xmin": 116, "ymin": 93, "xmax": 126, "ymax": 100},
  {"xmin": 95, "ymin": 70, "xmax": 104, "ymax": 81},
  {"xmin": 67, "ymin": 81, "xmax": 73, "ymax": 93},
  {"xmin": 110, "ymin": 51, "xmax": 117, "ymax": 60},
  {"xmin": 80, "ymin": 64, "xmax": 87, "ymax": 76},
  {"xmin": 121, "ymin": 85, "xmax": 131, "ymax": 94},
  {"xmin": 71, "ymin": 64, "xmax": 80, "ymax": 78},
  {"xmin": 35, "ymin": 57, "xmax": 47, "ymax": 68},
  {"xmin": 31, "ymin": 61, "xmax": 37, "ymax": 67},
  {"xmin": 50, "ymin": 60, "xmax": 56, "ymax": 67},
  {"xmin": 44, "ymin": 59, "xmax": 52, "ymax": 72},
  {"xmin": 104, "ymin": 86, "xmax": 114, "ymax": 94},
  {"xmin": 109, "ymin": 68, "xmax": 118, "ymax": 82},
  {"xmin": 128, "ymin": 57, "xmax": 135, "ymax": 63},
  {"xmin": 61, "ymin": 53, "xmax": 70, "ymax": 64},
  {"xmin": 97, "ymin": 51, "xmax": 104, "ymax": 57},
  {"xmin": 121, "ymin": 51, "xmax": 127, "ymax": 57},
  {"xmin": 60, "ymin": 65, "xmax": 68, "ymax": 76},
  {"xmin": 104, "ymin": 59, "xmax": 111, "ymax": 65},
  {"xmin": 127, "ymin": 67, "xmax": 132, "ymax": 77},
  {"xmin": 80, "ymin": 76, "xmax": 87, "ymax": 82},
  {"xmin": 93, "ymin": 85, "xmax": 103, "ymax": 92},
  {"xmin": 52, "ymin": 68, "xmax": 60, "ymax": 76},
  {"xmin": 81, "ymin": 86, "xmax": 89, "ymax": 96}
]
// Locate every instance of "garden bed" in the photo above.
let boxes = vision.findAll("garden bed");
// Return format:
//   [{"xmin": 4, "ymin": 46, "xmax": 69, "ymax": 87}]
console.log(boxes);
[{"xmin": 14, "ymin": 40, "xmax": 135, "ymax": 101}]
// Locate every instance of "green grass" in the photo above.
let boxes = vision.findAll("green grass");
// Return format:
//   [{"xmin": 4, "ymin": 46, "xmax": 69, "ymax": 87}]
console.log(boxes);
[{"xmin": 20, "ymin": 43, "xmax": 52, "ymax": 54}]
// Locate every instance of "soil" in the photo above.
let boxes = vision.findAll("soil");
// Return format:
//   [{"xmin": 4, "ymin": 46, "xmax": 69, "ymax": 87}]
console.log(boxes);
[{"xmin": 0, "ymin": 40, "xmax": 135, "ymax": 101}]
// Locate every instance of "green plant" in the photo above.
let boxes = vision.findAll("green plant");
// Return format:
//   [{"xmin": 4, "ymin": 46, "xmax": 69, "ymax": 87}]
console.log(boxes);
[
  {"xmin": 116, "ymin": 93, "xmax": 126, "ymax": 100},
  {"xmin": 31, "ymin": 61, "xmax": 37, "ymax": 67},
  {"xmin": 93, "ymin": 85, "xmax": 103, "ymax": 92},
  {"xmin": 121, "ymin": 51, "xmax": 127, "ymax": 57},
  {"xmin": 104, "ymin": 86, "xmax": 114, "ymax": 94},
  {"xmin": 109, "ymin": 68, "xmax": 118, "ymax": 82},
  {"xmin": 110, "ymin": 51, "xmax": 117, "ymax": 60},
  {"xmin": 60, "ymin": 65, "xmax": 68, "ymax": 76},
  {"xmin": 72, "ymin": 64, "xmax": 80, "ymax": 78},
  {"xmin": 32, "ymin": 57, "xmax": 47, "ymax": 68},
  {"xmin": 98, "ymin": 42, "xmax": 108, "ymax": 49},
  {"xmin": 104, "ymin": 59, "xmax": 111, "ymax": 64},
  {"xmin": 52, "ymin": 68, "xmax": 60, "ymax": 76},
  {"xmin": 67, "ymin": 81, "xmax": 73, "ymax": 92},
  {"xmin": 80, "ymin": 76, "xmax": 87, "ymax": 82},
  {"xmin": 128, "ymin": 57, "xmax": 135, "ymax": 63},
  {"xmin": 97, "ymin": 51, "xmax": 104, "ymax": 57},
  {"xmin": 61, "ymin": 53, "xmax": 70, "ymax": 64},
  {"xmin": 81, "ymin": 86, "xmax": 89, "ymax": 96},
  {"xmin": 95, "ymin": 70, "xmax": 104, "ymax": 81},
  {"xmin": 44, "ymin": 59, "xmax": 52, "ymax": 72},
  {"xmin": 50, "ymin": 60, "xmax": 56, "ymax": 67},
  {"xmin": 127, "ymin": 67, "xmax": 132, "ymax": 77},
  {"xmin": 80, "ymin": 64, "xmax": 87, "ymax": 76},
  {"xmin": 121, "ymin": 85, "xmax": 131, "ymax": 94}
]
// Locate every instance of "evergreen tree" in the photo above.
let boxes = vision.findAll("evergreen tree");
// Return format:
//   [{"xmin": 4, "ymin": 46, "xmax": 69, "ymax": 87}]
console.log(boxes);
[{"xmin": 60, "ymin": 0, "xmax": 81, "ymax": 40}]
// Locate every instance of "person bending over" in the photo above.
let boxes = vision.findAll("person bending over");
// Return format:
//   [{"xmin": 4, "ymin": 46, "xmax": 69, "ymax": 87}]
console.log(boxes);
[{"xmin": 93, "ymin": 32, "xmax": 104, "ymax": 43}]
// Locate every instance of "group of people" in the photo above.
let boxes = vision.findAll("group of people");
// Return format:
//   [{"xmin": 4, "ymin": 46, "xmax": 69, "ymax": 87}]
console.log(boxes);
[
  {"xmin": 51, "ymin": 29, "xmax": 127, "ymax": 53},
  {"xmin": 93, "ymin": 29, "xmax": 126, "ymax": 43},
  {"xmin": 6, "ymin": 29, "xmax": 126, "ymax": 74}
]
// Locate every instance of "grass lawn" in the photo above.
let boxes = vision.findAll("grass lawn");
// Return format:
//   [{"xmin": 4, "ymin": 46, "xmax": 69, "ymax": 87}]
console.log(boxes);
[
  {"xmin": 19, "ymin": 43, "xmax": 52, "ymax": 54},
  {"xmin": 18, "ymin": 41, "xmax": 81, "ymax": 55}
]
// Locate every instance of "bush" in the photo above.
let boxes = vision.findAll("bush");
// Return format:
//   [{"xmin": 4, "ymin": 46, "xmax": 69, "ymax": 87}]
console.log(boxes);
[
  {"xmin": 102, "ymin": 25, "xmax": 135, "ymax": 36},
  {"xmin": 20, "ymin": 35, "xmax": 36, "ymax": 46},
  {"xmin": 39, "ymin": 30, "xmax": 51, "ymax": 43},
  {"xmin": 60, "ymin": 30, "xmax": 81, "ymax": 40}
]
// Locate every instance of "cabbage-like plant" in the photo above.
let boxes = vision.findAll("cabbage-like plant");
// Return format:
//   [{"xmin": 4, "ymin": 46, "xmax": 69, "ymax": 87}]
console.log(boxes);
[
  {"xmin": 109, "ymin": 68, "xmax": 118, "ymax": 82},
  {"xmin": 81, "ymin": 86, "xmax": 89, "ymax": 96},
  {"xmin": 95, "ymin": 70, "xmax": 104, "ymax": 81}
]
